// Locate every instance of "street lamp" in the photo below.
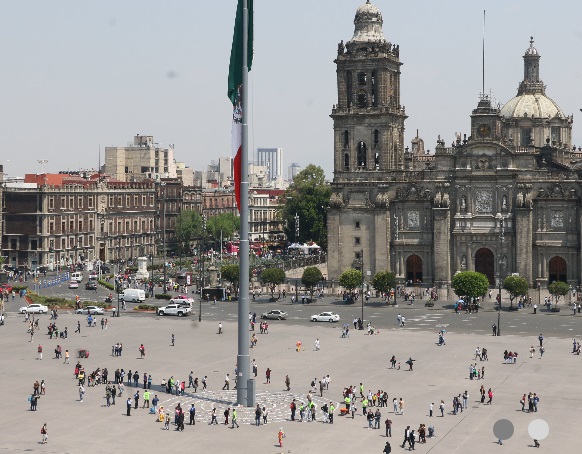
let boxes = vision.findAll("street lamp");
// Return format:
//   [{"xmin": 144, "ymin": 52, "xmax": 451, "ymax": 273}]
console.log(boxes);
[
  {"xmin": 495, "ymin": 213, "xmax": 505, "ymax": 336},
  {"xmin": 199, "ymin": 214, "xmax": 207, "ymax": 322},
  {"xmin": 294, "ymin": 212, "xmax": 299, "ymax": 243},
  {"xmin": 161, "ymin": 184, "xmax": 168, "ymax": 294},
  {"xmin": 360, "ymin": 249, "xmax": 365, "ymax": 324}
]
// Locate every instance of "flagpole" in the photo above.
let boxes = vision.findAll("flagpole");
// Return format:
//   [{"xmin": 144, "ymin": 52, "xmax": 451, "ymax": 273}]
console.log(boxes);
[{"xmin": 237, "ymin": 0, "xmax": 253, "ymax": 407}]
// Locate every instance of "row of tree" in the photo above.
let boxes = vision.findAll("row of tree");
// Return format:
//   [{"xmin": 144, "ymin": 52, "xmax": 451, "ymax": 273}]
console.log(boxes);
[
  {"xmin": 174, "ymin": 211, "xmax": 240, "ymax": 256},
  {"xmin": 451, "ymin": 271, "xmax": 570, "ymax": 307}
]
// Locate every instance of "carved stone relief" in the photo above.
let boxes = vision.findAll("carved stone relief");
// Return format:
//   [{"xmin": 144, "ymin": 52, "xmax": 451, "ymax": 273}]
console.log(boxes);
[
  {"xmin": 550, "ymin": 210, "xmax": 564, "ymax": 228},
  {"xmin": 475, "ymin": 190, "xmax": 493, "ymax": 213},
  {"xmin": 407, "ymin": 210, "xmax": 420, "ymax": 228}
]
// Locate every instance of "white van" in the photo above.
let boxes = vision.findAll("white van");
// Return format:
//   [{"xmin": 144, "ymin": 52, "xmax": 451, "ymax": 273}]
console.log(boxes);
[
  {"xmin": 121, "ymin": 288, "xmax": 146, "ymax": 303},
  {"xmin": 71, "ymin": 272, "xmax": 83, "ymax": 282}
]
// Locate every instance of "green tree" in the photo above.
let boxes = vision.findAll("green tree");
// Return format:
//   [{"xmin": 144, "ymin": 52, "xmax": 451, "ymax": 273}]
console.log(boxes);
[
  {"xmin": 301, "ymin": 266, "xmax": 323, "ymax": 300},
  {"xmin": 221, "ymin": 264, "xmax": 240, "ymax": 297},
  {"xmin": 548, "ymin": 280, "xmax": 569, "ymax": 306},
  {"xmin": 175, "ymin": 211, "xmax": 203, "ymax": 257},
  {"xmin": 451, "ymin": 271, "xmax": 489, "ymax": 300},
  {"xmin": 339, "ymin": 268, "xmax": 363, "ymax": 295},
  {"xmin": 502, "ymin": 275, "xmax": 529, "ymax": 307},
  {"xmin": 281, "ymin": 165, "xmax": 331, "ymax": 249},
  {"xmin": 372, "ymin": 270, "xmax": 396, "ymax": 305},
  {"xmin": 260, "ymin": 268, "xmax": 286, "ymax": 299},
  {"xmin": 206, "ymin": 213, "xmax": 240, "ymax": 250}
]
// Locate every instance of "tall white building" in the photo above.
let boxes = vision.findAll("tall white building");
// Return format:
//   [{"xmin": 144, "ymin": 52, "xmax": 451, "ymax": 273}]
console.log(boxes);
[
  {"xmin": 257, "ymin": 147, "xmax": 283, "ymax": 181},
  {"xmin": 288, "ymin": 162, "xmax": 302, "ymax": 181}
]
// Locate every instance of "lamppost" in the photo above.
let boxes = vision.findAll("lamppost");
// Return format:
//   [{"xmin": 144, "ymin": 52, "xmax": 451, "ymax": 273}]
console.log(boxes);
[
  {"xmin": 199, "ymin": 214, "xmax": 207, "ymax": 322},
  {"xmin": 360, "ymin": 249, "xmax": 365, "ymax": 323},
  {"xmin": 161, "ymin": 184, "xmax": 167, "ymax": 294},
  {"xmin": 294, "ymin": 212, "xmax": 299, "ymax": 243},
  {"xmin": 495, "ymin": 213, "xmax": 506, "ymax": 336}
]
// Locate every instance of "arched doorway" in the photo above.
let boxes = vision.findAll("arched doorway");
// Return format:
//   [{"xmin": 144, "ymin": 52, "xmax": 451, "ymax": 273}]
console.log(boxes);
[
  {"xmin": 548, "ymin": 256, "xmax": 567, "ymax": 284},
  {"xmin": 406, "ymin": 254, "xmax": 423, "ymax": 283},
  {"xmin": 475, "ymin": 248, "xmax": 494, "ymax": 285}
]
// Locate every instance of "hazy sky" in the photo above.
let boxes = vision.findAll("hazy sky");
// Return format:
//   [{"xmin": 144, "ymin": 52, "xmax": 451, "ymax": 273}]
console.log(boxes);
[{"xmin": 1, "ymin": 1, "xmax": 582, "ymax": 180}]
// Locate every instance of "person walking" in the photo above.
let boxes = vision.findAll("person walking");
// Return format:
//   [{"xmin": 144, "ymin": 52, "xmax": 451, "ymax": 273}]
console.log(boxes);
[
  {"xmin": 255, "ymin": 404, "xmax": 262, "ymax": 426},
  {"xmin": 530, "ymin": 345, "xmax": 536, "ymax": 358},
  {"xmin": 41, "ymin": 423, "xmax": 48, "ymax": 444},
  {"xmin": 314, "ymin": 338, "xmax": 320, "ymax": 351},
  {"xmin": 134, "ymin": 390, "xmax": 139, "ymax": 409},
  {"xmin": 222, "ymin": 374, "xmax": 230, "ymax": 390},
  {"xmin": 401, "ymin": 426, "xmax": 410, "ymax": 449},
  {"xmin": 79, "ymin": 384, "xmax": 85, "ymax": 402},
  {"xmin": 75, "ymin": 321, "xmax": 81, "ymax": 334},
  {"xmin": 218, "ymin": 322, "xmax": 223, "ymax": 334},
  {"xmin": 266, "ymin": 368, "xmax": 271, "ymax": 384},
  {"xmin": 385, "ymin": 417, "xmax": 392, "ymax": 437},
  {"xmin": 189, "ymin": 403, "xmax": 196, "ymax": 425},
  {"xmin": 37, "ymin": 344, "xmax": 43, "ymax": 360},
  {"xmin": 285, "ymin": 375, "xmax": 291, "ymax": 391},
  {"xmin": 126, "ymin": 397, "xmax": 132, "ymax": 416},
  {"xmin": 231, "ymin": 408, "xmax": 239, "ymax": 428},
  {"xmin": 487, "ymin": 388, "xmax": 493, "ymax": 405},
  {"xmin": 171, "ymin": 334, "xmax": 175, "ymax": 346},
  {"xmin": 398, "ymin": 398, "xmax": 404, "ymax": 415},
  {"xmin": 64, "ymin": 349, "xmax": 70, "ymax": 364},
  {"xmin": 540, "ymin": 345, "xmax": 545, "ymax": 358},
  {"xmin": 278, "ymin": 427, "xmax": 285, "ymax": 448}
]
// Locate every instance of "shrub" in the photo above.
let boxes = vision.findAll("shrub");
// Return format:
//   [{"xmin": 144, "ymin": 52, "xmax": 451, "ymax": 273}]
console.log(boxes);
[
  {"xmin": 99, "ymin": 280, "xmax": 114, "ymax": 291},
  {"xmin": 12, "ymin": 285, "xmax": 29, "ymax": 292},
  {"xmin": 154, "ymin": 293, "xmax": 172, "ymax": 300},
  {"xmin": 135, "ymin": 304, "xmax": 158, "ymax": 311}
]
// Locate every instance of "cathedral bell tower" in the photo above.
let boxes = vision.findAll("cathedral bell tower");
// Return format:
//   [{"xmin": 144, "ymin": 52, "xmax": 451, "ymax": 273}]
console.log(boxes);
[{"xmin": 331, "ymin": 1, "xmax": 407, "ymax": 178}]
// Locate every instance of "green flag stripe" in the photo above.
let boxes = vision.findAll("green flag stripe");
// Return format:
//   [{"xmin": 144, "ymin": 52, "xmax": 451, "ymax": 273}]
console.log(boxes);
[{"xmin": 228, "ymin": 0, "xmax": 253, "ymax": 105}]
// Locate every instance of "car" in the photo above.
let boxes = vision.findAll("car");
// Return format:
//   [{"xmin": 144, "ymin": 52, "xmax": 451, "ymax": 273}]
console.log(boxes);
[
  {"xmin": 100, "ymin": 264, "xmax": 111, "ymax": 273},
  {"xmin": 261, "ymin": 310, "xmax": 288, "ymax": 320},
  {"xmin": 85, "ymin": 281, "xmax": 97, "ymax": 290},
  {"xmin": 75, "ymin": 306, "xmax": 105, "ymax": 315},
  {"xmin": 310, "ymin": 312, "xmax": 340, "ymax": 323},
  {"xmin": 157, "ymin": 304, "xmax": 191, "ymax": 317},
  {"xmin": 170, "ymin": 297, "xmax": 195, "ymax": 309},
  {"xmin": 69, "ymin": 281, "xmax": 80, "ymax": 289},
  {"xmin": 0, "ymin": 283, "xmax": 13, "ymax": 293},
  {"xmin": 19, "ymin": 304, "xmax": 49, "ymax": 314}
]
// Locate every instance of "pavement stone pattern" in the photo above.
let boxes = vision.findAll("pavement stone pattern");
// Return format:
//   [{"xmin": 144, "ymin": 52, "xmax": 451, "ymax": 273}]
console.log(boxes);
[{"xmin": 1, "ymin": 307, "xmax": 580, "ymax": 453}]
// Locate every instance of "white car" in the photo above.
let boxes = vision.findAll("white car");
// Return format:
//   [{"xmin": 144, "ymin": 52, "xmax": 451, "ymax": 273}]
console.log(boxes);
[
  {"xmin": 69, "ymin": 281, "xmax": 79, "ymax": 289},
  {"xmin": 157, "ymin": 304, "xmax": 191, "ymax": 317},
  {"xmin": 75, "ymin": 306, "xmax": 105, "ymax": 315},
  {"xmin": 310, "ymin": 312, "xmax": 340, "ymax": 323},
  {"xmin": 170, "ymin": 297, "xmax": 194, "ymax": 309},
  {"xmin": 19, "ymin": 304, "xmax": 49, "ymax": 314}
]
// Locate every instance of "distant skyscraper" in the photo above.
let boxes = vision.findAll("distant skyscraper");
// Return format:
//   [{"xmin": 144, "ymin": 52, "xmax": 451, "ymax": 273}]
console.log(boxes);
[
  {"xmin": 257, "ymin": 147, "xmax": 283, "ymax": 181},
  {"xmin": 288, "ymin": 162, "xmax": 302, "ymax": 180}
]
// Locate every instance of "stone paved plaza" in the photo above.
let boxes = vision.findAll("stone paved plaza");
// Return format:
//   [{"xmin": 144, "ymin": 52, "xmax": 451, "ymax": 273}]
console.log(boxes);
[{"xmin": 1, "ymin": 309, "xmax": 580, "ymax": 453}]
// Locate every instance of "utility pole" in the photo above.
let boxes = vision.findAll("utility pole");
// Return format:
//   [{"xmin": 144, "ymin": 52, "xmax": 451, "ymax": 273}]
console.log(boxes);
[
  {"xmin": 199, "ymin": 214, "xmax": 206, "ymax": 322},
  {"xmin": 162, "ymin": 184, "xmax": 167, "ymax": 294}
]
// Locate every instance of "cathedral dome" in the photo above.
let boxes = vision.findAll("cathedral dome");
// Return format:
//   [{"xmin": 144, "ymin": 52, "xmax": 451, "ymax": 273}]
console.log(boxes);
[
  {"xmin": 500, "ymin": 93, "xmax": 565, "ymax": 119},
  {"xmin": 350, "ymin": 1, "xmax": 386, "ymax": 43}
]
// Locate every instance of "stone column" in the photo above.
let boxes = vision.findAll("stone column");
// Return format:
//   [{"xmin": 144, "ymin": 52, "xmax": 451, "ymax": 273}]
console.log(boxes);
[
  {"xmin": 327, "ymin": 208, "xmax": 341, "ymax": 281},
  {"xmin": 515, "ymin": 208, "xmax": 533, "ymax": 285},
  {"xmin": 432, "ymin": 208, "xmax": 451, "ymax": 285},
  {"xmin": 375, "ymin": 202, "xmax": 390, "ymax": 274}
]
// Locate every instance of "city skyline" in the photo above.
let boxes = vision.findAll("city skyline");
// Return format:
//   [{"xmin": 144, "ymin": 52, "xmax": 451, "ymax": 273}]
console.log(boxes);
[{"xmin": 1, "ymin": 0, "xmax": 581, "ymax": 179}]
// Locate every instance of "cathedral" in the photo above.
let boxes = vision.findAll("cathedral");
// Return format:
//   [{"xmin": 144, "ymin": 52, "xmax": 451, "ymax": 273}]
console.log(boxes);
[{"xmin": 327, "ymin": 1, "xmax": 579, "ymax": 294}]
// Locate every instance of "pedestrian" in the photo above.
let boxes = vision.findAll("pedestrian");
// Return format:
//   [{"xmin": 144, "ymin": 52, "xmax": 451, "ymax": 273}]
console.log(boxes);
[
  {"xmin": 401, "ymin": 426, "xmax": 410, "ymax": 449},
  {"xmin": 64, "ymin": 349, "xmax": 70, "ymax": 364},
  {"xmin": 202, "ymin": 375, "xmax": 207, "ymax": 390},
  {"xmin": 385, "ymin": 417, "xmax": 392, "ymax": 437},
  {"xmin": 492, "ymin": 323, "xmax": 497, "ymax": 336},
  {"xmin": 231, "ymin": 408, "xmax": 239, "ymax": 428},
  {"xmin": 209, "ymin": 407, "xmax": 218, "ymax": 425},
  {"xmin": 75, "ymin": 321, "xmax": 81, "ymax": 334},
  {"xmin": 218, "ymin": 322, "xmax": 223, "ymax": 334},
  {"xmin": 222, "ymin": 374, "xmax": 230, "ymax": 390},
  {"xmin": 134, "ymin": 390, "xmax": 139, "ymax": 409},
  {"xmin": 171, "ymin": 334, "xmax": 175, "ymax": 346},
  {"xmin": 540, "ymin": 345, "xmax": 545, "ymax": 358},
  {"xmin": 538, "ymin": 334, "xmax": 544, "ymax": 347},
  {"xmin": 278, "ymin": 427, "xmax": 285, "ymax": 448},
  {"xmin": 164, "ymin": 411, "xmax": 170, "ymax": 429},
  {"xmin": 263, "ymin": 406, "xmax": 269, "ymax": 424},
  {"xmin": 79, "ymin": 384, "xmax": 85, "ymax": 402},
  {"xmin": 224, "ymin": 407, "xmax": 230, "ymax": 425},
  {"xmin": 487, "ymin": 388, "xmax": 493, "ymax": 405},
  {"xmin": 530, "ymin": 345, "xmax": 535, "ymax": 358},
  {"xmin": 189, "ymin": 403, "xmax": 196, "ymax": 425},
  {"xmin": 266, "ymin": 368, "xmax": 271, "ymax": 384},
  {"xmin": 255, "ymin": 404, "xmax": 262, "ymax": 426},
  {"xmin": 429, "ymin": 402, "xmax": 434, "ymax": 417},
  {"xmin": 440, "ymin": 400, "xmax": 445, "ymax": 416},
  {"xmin": 398, "ymin": 398, "xmax": 404, "ymax": 415},
  {"xmin": 41, "ymin": 423, "xmax": 48, "ymax": 444},
  {"xmin": 143, "ymin": 390, "xmax": 150, "ymax": 408},
  {"xmin": 37, "ymin": 344, "xmax": 43, "ymax": 360},
  {"xmin": 408, "ymin": 429, "xmax": 416, "ymax": 450},
  {"xmin": 383, "ymin": 441, "xmax": 392, "ymax": 453},
  {"xmin": 285, "ymin": 375, "xmax": 290, "ymax": 391},
  {"xmin": 314, "ymin": 338, "xmax": 320, "ymax": 351}
]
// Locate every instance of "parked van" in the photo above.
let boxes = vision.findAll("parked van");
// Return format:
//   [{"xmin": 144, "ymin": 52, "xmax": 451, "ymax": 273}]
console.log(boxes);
[
  {"xmin": 121, "ymin": 288, "xmax": 146, "ymax": 303},
  {"xmin": 71, "ymin": 272, "xmax": 83, "ymax": 282}
]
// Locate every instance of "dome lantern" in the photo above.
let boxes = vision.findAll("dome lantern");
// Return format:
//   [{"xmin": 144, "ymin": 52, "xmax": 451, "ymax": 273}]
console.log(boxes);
[{"xmin": 350, "ymin": 0, "xmax": 386, "ymax": 43}]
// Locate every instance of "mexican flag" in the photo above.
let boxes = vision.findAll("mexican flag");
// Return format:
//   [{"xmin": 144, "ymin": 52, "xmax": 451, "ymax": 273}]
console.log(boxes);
[{"xmin": 228, "ymin": 0, "xmax": 253, "ymax": 212}]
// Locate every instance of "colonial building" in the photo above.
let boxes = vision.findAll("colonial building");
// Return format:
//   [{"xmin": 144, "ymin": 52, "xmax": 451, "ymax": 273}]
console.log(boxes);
[
  {"xmin": 328, "ymin": 1, "xmax": 579, "ymax": 293},
  {"xmin": 2, "ymin": 174, "xmax": 156, "ymax": 270}
]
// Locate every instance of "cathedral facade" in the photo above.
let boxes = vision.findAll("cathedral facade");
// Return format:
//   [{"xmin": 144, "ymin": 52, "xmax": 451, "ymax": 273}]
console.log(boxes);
[{"xmin": 327, "ymin": 1, "xmax": 579, "ymax": 293}]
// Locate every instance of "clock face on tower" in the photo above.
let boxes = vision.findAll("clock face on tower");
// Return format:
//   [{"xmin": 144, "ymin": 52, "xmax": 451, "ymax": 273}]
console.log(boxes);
[{"xmin": 478, "ymin": 123, "xmax": 491, "ymax": 138}]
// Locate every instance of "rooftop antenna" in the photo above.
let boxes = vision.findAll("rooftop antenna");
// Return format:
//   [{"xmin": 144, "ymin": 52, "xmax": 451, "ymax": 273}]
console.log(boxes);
[
  {"xmin": 98, "ymin": 144, "xmax": 101, "ymax": 180},
  {"xmin": 482, "ymin": 10, "xmax": 486, "ymax": 96}
]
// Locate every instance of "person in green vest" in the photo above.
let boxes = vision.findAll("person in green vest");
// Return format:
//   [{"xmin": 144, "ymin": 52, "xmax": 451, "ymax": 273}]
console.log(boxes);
[
  {"xmin": 142, "ymin": 390, "xmax": 150, "ymax": 408},
  {"xmin": 362, "ymin": 397, "xmax": 369, "ymax": 416},
  {"xmin": 344, "ymin": 395, "xmax": 351, "ymax": 411},
  {"xmin": 299, "ymin": 403, "xmax": 305, "ymax": 422},
  {"xmin": 328, "ymin": 402, "xmax": 335, "ymax": 424},
  {"xmin": 231, "ymin": 408, "xmax": 239, "ymax": 428}
]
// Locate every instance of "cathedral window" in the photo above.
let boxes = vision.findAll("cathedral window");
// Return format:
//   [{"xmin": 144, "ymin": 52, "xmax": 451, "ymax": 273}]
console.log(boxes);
[
  {"xmin": 354, "ymin": 237, "xmax": 361, "ymax": 245},
  {"xmin": 354, "ymin": 221, "xmax": 360, "ymax": 229},
  {"xmin": 358, "ymin": 72, "xmax": 367, "ymax": 85},
  {"xmin": 374, "ymin": 153, "xmax": 380, "ymax": 170},
  {"xmin": 374, "ymin": 129, "xmax": 379, "ymax": 147},
  {"xmin": 371, "ymin": 70, "xmax": 377, "ymax": 106},
  {"xmin": 346, "ymin": 71, "xmax": 353, "ymax": 107},
  {"xmin": 551, "ymin": 126, "xmax": 561, "ymax": 144},
  {"xmin": 357, "ymin": 141, "xmax": 367, "ymax": 168},
  {"xmin": 344, "ymin": 153, "xmax": 350, "ymax": 171},
  {"xmin": 521, "ymin": 127, "xmax": 532, "ymax": 147},
  {"xmin": 343, "ymin": 130, "xmax": 349, "ymax": 148},
  {"xmin": 357, "ymin": 90, "xmax": 367, "ymax": 107}
]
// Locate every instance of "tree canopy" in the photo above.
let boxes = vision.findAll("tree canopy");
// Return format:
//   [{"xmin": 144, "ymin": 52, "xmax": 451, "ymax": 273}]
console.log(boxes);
[
  {"xmin": 281, "ymin": 164, "xmax": 331, "ymax": 249},
  {"xmin": 372, "ymin": 270, "xmax": 396, "ymax": 298},
  {"xmin": 301, "ymin": 266, "xmax": 323, "ymax": 299},
  {"xmin": 221, "ymin": 264, "xmax": 240, "ymax": 296},
  {"xmin": 451, "ymin": 271, "xmax": 489, "ymax": 299},
  {"xmin": 548, "ymin": 280, "xmax": 569, "ymax": 305},
  {"xmin": 260, "ymin": 267, "xmax": 286, "ymax": 298},
  {"xmin": 502, "ymin": 275, "xmax": 529, "ymax": 307},
  {"xmin": 339, "ymin": 268, "xmax": 363, "ymax": 292},
  {"xmin": 206, "ymin": 213, "xmax": 240, "ymax": 249},
  {"xmin": 174, "ymin": 210, "xmax": 204, "ymax": 255}
]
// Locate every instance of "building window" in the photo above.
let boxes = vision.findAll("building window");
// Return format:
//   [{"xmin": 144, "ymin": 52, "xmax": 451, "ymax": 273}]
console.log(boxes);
[
  {"xmin": 375, "ymin": 153, "xmax": 380, "ymax": 169},
  {"xmin": 371, "ymin": 70, "xmax": 377, "ymax": 106},
  {"xmin": 346, "ymin": 71, "xmax": 353, "ymax": 107},
  {"xmin": 357, "ymin": 141, "xmax": 367, "ymax": 167},
  {"xmin": 69, "ymin": 197, "xmax": 74, "ymax": 209},
  {"xmin": 88, "ymin": 196, "xmax": 93, "ymax": 208},
  {"xmin": 521, "ymin": 128, "xmax": 533, "ymax": 147},
  {"xmin": 354, "ymin": 237, "xmax": 361, "ymax": 245},
  {"xmin": 31, "ymin": 240, "xmax": 38, "ymax": 250},
  {"xmin": 357, "ymin": 90, "xmax": 367, "ymax": 107},
  {"xmin": 61, "ymin": 239, "xmax": 66, "ymax": 250},
  {"xmin": 78, "ymin": 197, "xmax": 83, "ymax": 209},
  {"xmin": 355, "ymin": 221, "xmax": 361, "ymax": 229},
  {"xmin": 551, "ymin": 126, "xmax": 561, "ymax": 144},
  {"xmin": 355, "ymin": 251, "xmax": 362, "ymax": 260},
  {"xmin": 343, "ymin": 130, "xmax": 349, "ymax": 148},
  {"xmin": 61, "ymin": 197, "xmax": 66, "ymax": 208},
  {"xmin": 69, "ymin": 220, "xmax": 74, "ymax": 231},
  {"xmin": 344, "ymin": 153, "xmax": 350, "ymax": 171},
  {"xmin": 48, "ymin": 197, "xmax": 54, "ymax": 210},
  {"xmin": 374, "ymin": 129, "xmax": 379, "ymax": 147},
  {"xmin": 358, "ymin": 72, "xmax": 367, "ymax": 85},
  {"xmin": 78, "ymin": 220, "xmax": 83, "ymax": 231}
]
